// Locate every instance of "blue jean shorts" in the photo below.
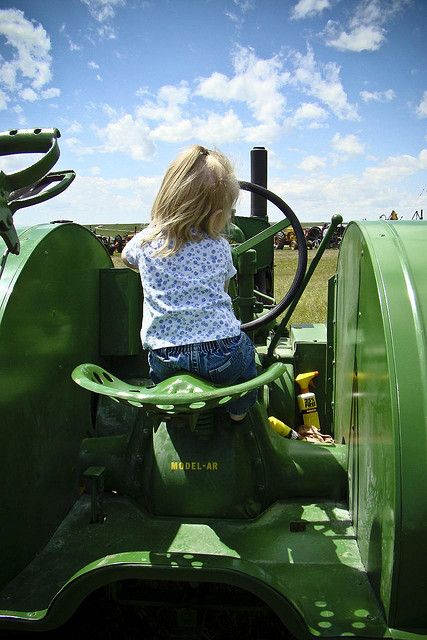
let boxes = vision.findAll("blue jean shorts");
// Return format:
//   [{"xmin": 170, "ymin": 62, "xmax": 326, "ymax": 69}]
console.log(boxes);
[{"xmin": 148, "ymin": 332, "xmax": 257, "ymax": 415}]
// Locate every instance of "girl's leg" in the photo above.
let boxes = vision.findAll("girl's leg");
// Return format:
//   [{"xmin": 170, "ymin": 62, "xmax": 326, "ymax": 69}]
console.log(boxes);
[{"xmin": 201, "ymin": 333, "xmax": 258, "ymax": 419}]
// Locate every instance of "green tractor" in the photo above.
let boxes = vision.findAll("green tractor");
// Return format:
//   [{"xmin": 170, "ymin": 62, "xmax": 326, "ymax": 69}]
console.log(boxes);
[{"xmin": 0, "ymin": 129, "xmax": 426, "ymax": 639}]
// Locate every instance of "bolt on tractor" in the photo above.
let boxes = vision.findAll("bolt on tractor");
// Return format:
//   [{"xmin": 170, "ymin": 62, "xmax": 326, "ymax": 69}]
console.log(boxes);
[{"xmin": 0, "ymin": 129, "xmax": 426, "ymax": 639}]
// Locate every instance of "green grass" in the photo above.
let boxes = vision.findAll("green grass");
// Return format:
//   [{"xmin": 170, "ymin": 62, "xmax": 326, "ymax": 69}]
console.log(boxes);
[
  {"xmin": 112, "ymin": 248, "xmax": 338, "ymax": 324},
  {"xmin": 273, "ymin": 248, "xmax": 337, "ymax": 324}
]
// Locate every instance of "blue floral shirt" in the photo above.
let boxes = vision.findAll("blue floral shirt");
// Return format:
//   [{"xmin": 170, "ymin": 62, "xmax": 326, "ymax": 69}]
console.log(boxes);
[{"xmin": 122, "ymin": 229, "xmax": 241, "ymax": 349}]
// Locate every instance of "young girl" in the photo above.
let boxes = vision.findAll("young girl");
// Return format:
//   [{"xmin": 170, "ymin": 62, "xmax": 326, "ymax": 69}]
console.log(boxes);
[{"xmin": 122, "ymin": 144, "xmax": 257, "ymax": 421}]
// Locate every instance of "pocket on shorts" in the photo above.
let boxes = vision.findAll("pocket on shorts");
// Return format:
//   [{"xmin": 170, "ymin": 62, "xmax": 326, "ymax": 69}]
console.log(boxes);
[{"xmin": 207, "ymin": 345, "xmax": 242, "ymax": 383}]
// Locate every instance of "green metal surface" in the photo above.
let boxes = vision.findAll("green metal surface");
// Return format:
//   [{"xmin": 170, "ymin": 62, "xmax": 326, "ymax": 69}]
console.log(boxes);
[
  {"xmin": 333, "ymin": 221, "xmax": 427, "ymax": 630},
  {"xmin": 0, "ymin": 495, "xmax": 383, "ymax": 639},
  {"xmin": 1, "ymin": 131, "xmax": 427, "ymax": 639},
  {"xmin": 99, "ymin": 267, "xmax": 142, "ymax": 356},
  {"xmin": 0, "ymin": 128, "xmax": 75, "ymax": 254},
  {"xmin": 233, "ymin": 215, "xmax": 272, "ymax": 270},
  {"xmin": 0, "ymin": 222, "xmax": 112, "ymax": 590},
  {"xmin": 291, "ymin": 324, "xmax": 328, "ymax": 432},
  {"xmin": 72, "ymin": 361, "xmax": 287, "ymax": 412}
]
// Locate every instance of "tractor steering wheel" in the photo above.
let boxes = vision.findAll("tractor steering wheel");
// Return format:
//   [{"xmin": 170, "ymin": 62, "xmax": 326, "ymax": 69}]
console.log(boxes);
[{"xmin": 237, "ymin": 181, "xmax": 307, "ymax": 332}]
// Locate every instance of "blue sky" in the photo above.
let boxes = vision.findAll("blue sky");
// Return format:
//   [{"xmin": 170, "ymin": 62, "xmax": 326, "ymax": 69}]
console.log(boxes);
[{"xmin": 0, "ymin": 0, "xmax": 426, "ymax": 225}]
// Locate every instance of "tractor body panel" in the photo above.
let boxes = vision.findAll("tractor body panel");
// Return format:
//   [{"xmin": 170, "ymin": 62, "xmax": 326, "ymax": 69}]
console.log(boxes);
[
  {"xmin": 0, "ymin": 223, "xmax": 111, "ymax": 589},
  {"xmin": 333, "ymin": 220, "xmax": 427, "ymax": 629}
]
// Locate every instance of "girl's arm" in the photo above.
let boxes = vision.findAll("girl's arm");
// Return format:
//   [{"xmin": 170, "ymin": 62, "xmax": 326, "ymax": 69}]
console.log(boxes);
[{"xmin": 121, "ymin": 251, "xmax": 136, "ymax": 269}]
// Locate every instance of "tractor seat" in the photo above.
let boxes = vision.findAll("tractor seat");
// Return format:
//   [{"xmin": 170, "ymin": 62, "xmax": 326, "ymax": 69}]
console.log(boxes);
[{"xmin": 71, "ymin": 362, "xmax": 286, "ymax": 416}]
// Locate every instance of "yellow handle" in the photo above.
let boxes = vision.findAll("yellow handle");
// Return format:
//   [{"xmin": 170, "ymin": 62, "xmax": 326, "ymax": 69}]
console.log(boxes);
[
  {"xmin": 295, "ymin": 371, "xmax": 319, "ymax": 394},
  {"xmin": 268, "ymin": 417, "xmax": 292, "ymax": 438}
]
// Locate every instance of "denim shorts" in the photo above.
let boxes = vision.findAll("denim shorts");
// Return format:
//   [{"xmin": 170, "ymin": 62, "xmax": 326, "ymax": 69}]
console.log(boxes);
[{"xmin": 148, "ymin": 332, "xmax": 257, "ymax": 415}]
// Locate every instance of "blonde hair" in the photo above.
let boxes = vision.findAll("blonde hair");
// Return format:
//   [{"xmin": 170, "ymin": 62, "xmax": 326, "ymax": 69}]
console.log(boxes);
[{"xmin": 142, "ymin": 145, "xmax": 239, "ymax": 256}]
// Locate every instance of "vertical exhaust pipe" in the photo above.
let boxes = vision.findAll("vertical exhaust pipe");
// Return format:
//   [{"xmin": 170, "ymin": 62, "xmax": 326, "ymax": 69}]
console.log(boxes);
[{"xmin": 250, "ymin": 147, "xmax": 267, "ymax": 218}]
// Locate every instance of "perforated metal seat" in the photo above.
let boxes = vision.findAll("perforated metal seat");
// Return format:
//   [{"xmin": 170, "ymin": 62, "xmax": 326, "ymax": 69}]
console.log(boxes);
[{"xmin": 72, "ymin": 362, "xmax": 287, "ymax": 415}]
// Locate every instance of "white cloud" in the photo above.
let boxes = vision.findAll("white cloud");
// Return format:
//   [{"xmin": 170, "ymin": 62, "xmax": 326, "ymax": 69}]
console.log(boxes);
[
  {"xmin": 325, "ymin": 23, "xmax": 385, "ymax": 52},
  {"xmin": 95, "ymin": 113, "xmax": 155, "ymax": 160},
  {"xmin": 137, "ymin": 82, "xmax": 190, "ymax": 123},
  {"xmin": 195, "ymin": 110, "xmax": 245, "ymax": 144},
  {"xmin": 360, "ymin": 88, "xmax": 395, "ymax": 102},
  {"xmin": 81, "ymin": 0, "xmax": 126, "ymax": 39},
  {"xmin": 41, "ymin": 87, "xmax": 61, "ymax": 99},
  {"xmin": 81, "ymin": 0, "xmax": 125, "ymax": 22},
  {"xmin": 363, "ymin": 149, "xmax": 427, "ymax": 182},
  {"xmin": 67, "ymin": 121, "xmax": 83, "ymax": 134},
  {"xmin": 286, "ymin": 101, "xmax": 329, "ymax": 128},
  {"xmin": 150, "ymin": 119, "xmax": 193, "ymax": 143},
  {"xmin": 324, "ymin": 0, "xmax": 411, "ymax": 52},
  {"xmin": 270, "ymin": 149, "xmax": 427, "ymax": 222},
  {"xmin": 298, "ymin": 155, "xmax": 327, "ymax": 171},
  {"xmin": 226, "ymin": 0, "xmax": 255, "ymax": 28},
  {"xmin": 416, "ymin": 91, "xmax": 427, "ymax": 118},
  {"xmin": 196, "ymin": 46, "xmax": 289, "ymax": 128},
  {"xmin": 16, "ymin": 172, "xmax": 160, "ymax": 226},
  {"xmin": 291, "ymin": 0, "xmax": 331, "ymax": 20},
  {"xmin": 0, "ymin": 8, "xmax": 53, "ymax": 97},
  {"xmin": 332, "ymin": 133, "xmax": 365, "ymax": 156},
  {"xmin": 20, "ymin": 87, "xmax": 38, "ymax": 102},
  {"xmin": 0, "ymin": 90, "xmax": 9, "ymax": 110},
  {"xmin": 88, "ymin": 61, "xmax": 100, "ymax": 69},
  {"xmin": 291, "ymin": 46, "xmax": 359, "ymax": 120}
]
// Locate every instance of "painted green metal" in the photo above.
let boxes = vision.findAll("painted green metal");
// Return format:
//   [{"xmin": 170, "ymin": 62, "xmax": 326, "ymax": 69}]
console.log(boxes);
[
  {"xmin": 72, "ymin": 360, "xmax": 288, "ymax": 412},
  {"xmin": 99, "ymin": 267, "xmax": 142, "ymax": 356},
  {"xmin": 266, "ymin": 214, "xmax": 343, "ymax": 362},
  {"xmin": 0, "ymin": 222, "xmax": 112, "ymax": 590},
  {"xmin": 232, "ymin": 217, "xmax": 290, "ymax": 257},
  {"xmin": 333, "ymin": 220, "xmax": 427, "ymax": 631},
  {"xmin": 1, "ymin": 133, "xmax": 427, "ymax": 639},
  {"xmin": 233, "ymin": 215, "xmax": 272, "ymax": 269},
  {"xmin": 0, "ymin": 128, "xmax": 75, "ymax": 254}
]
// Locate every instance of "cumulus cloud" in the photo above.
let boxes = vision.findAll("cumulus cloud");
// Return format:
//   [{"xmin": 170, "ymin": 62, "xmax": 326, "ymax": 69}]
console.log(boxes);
[
  {"xmin": 324, "ymin": 0, "xmax": 411, "ymax": 52},
  {"xmin": 0, "ymin": 8, "xmax": 59, "ymax": 104},
  {"xmin": 298, "ymin": 155, "xmax": 327, "ymax": 171},
  {"xmin": 416, "ymin": 91, "xmax": 427, "ymax": 118},
  {"xmin": 363, "ymin": 149, "xmax": 427, "ymax": 182},
  {"xmin": 291, "ymin": 46, "xmax": 359, "ymax": 120},
  {"xmin": 137, "ymin": 82, "xmax": 190, "ymax": 123},
  {"xmin": 324, "ymin": 23, "xmax": 385, "ymax": 52},
  {"xmin": 196, "ymin": 46, "xmax": 289, "ymax": 139},
  {"xmin": 65, "ymin": 47, "xmax": 361, "ymax": 160},
  {"xmin": 95, "ymin": 113, "xmax": 155, "ymax": 160},
  {"xmin": 286, "ymin": 101, "xmax": 329, "ymax": 128},
  {"xmin": 194, "ymin": 110, "xmax": 245, "ymax": 144},
  {"xmin": 270, "ymin": 148, "xmax": 427, "ymax": 222},
  {"xmin": 291, "ymin": 0, "xmax": 331, "ymax": 20},
  {"xmin": 332, "ymin": 133, "xmax": 365, "ymax": 156},
  {"xmin": 360, "ymin": 88, "xmax": 395, "ymax": 102}
]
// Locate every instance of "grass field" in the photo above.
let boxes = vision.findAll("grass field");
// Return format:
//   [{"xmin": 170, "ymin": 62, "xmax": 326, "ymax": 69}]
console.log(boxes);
[
  {"xmin": 273, "ymin": 248, "xmax": 337, "ymax": 324},
  {"xmin": 113, "ymin": 248, "xmax": 338, "ymax": 325}
]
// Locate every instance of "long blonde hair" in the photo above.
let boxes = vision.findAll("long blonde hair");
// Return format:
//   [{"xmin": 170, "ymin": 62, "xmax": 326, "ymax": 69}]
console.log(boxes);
[{"xmin": 143, "ymin": 145, "xmax": 239, "ymax": 256}]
